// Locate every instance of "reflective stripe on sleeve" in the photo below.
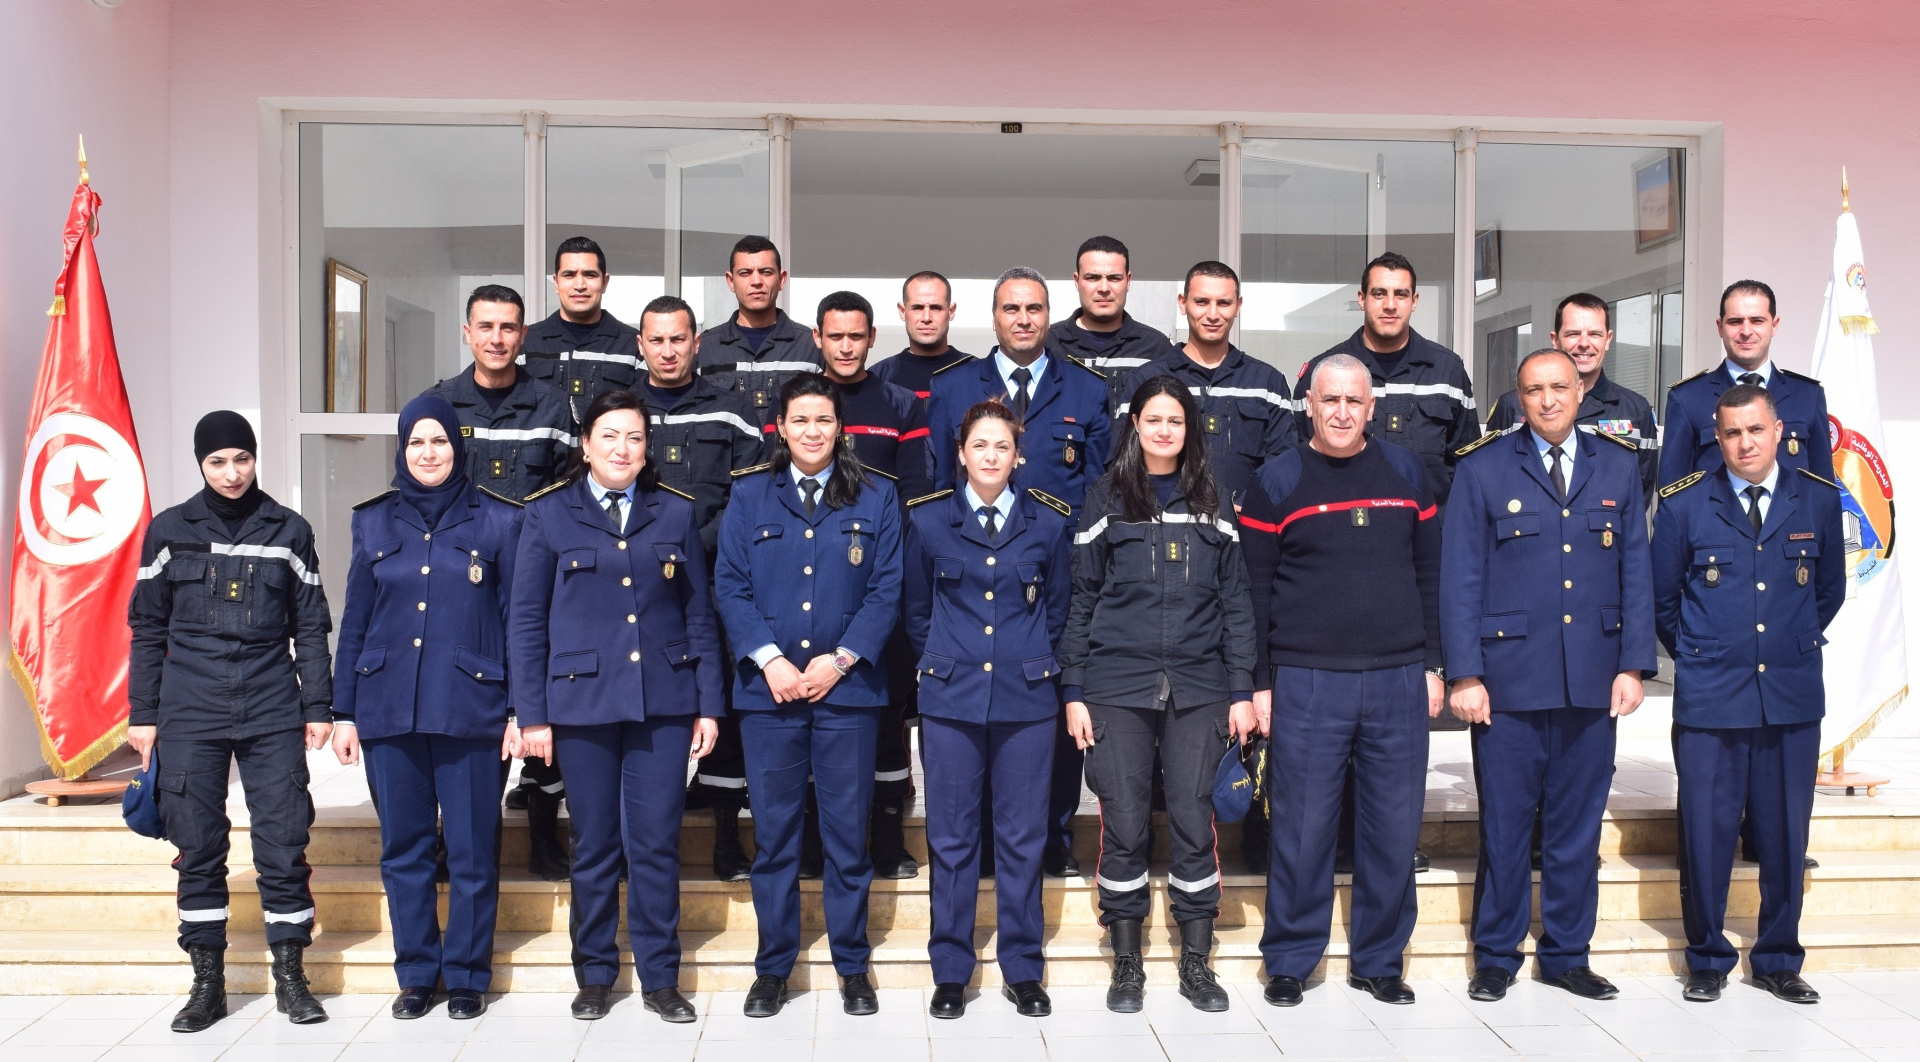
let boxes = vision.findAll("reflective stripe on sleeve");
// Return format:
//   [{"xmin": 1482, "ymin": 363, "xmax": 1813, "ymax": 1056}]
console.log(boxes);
[
  {"xmin": 1073, "ymin": 516, "xmax": 1111, "ymax": 546},
  {"xmin": 137, "ymin": 547, "xmax": 173, "ymax": 581}
]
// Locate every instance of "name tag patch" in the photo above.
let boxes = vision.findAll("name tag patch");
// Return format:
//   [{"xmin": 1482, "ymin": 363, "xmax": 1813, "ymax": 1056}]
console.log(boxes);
[{"xmin": 1790, "ymin": 532, "xmax": 1816, "ymax": 540}]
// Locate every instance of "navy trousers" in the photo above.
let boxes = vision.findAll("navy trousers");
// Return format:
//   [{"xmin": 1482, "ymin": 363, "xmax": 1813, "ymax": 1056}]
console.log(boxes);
[
  {"xmin": 555, "ymin": 718, "xmax": 695, "ymax": 992},
  {"xmin": 364, "ymin": 733, "xmax": 502, "ymax": 991},
  {"xmin": 876, "ymin": 624, "xmax": 918, "ymax": 802},
  {"xmin": 1262, "ymin": 663, "xmax": 1427, "ymax": 980},
  {"xmin": 156, "ymin": 729, "xmax": 316, "ymax": 951},
  {"xmin": 1469, "ymin": 707, "xmax": 1615, "ymax": 977},
  {"xmin": 740, "ymin": 703, "xmax": 880, "ymax": 976},
  {"xmin": 922, "ymin": 714, "xmax": 1054, "ymax": 985},
  {"xmin": 1675, "ymin": 719, "xmax": 1818, "ymax": 977}
]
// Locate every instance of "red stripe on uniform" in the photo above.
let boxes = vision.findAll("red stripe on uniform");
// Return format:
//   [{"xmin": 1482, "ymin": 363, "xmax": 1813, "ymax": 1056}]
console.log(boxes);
[
  {"xmin": 843, "ymin": 425, "xmax": 901, "ymax": 438},
  {"xmin": 897, "ymin": 427, "xmax": 929, "ymax": 441},
  {"xmin": 1273, "ymin": 497, "xmax": 1425, "ymax": 535},
  {"xmin": 1239, "ymin": 514, "xmax": 1282, "ymax": 534},
  {"xmin": 913, "ymin": 390, "xmax": 931, "ymax": 399}
]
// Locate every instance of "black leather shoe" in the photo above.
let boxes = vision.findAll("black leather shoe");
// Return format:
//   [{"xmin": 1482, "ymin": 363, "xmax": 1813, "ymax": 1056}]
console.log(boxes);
[
  {"xmin": 1349, "ymin": 974, "xmax": 1416, "ymax": 1004},
  {"xmin": 1468, "ymin": 967, "xmax": 1514, "ymax": 1002},
  {"xmin": 1002, "ymin": 980, "xmax": 1051, "ymax": 1017},
  {"xmin": 1682, "ymin": 968, "xmax": 1727, "ymax": 1002},
  {"xmin": 391, "ymin": 985, "xmax": 434, "ymax": 1019},
  {"xmin": 1263, "ymin": 975, "xmax": 1303, "ymax": 1007},
  {"xmin": 1805, "ymin": 855, "xmax": 1820, "ymax": 869},
  {"xmin": 1043, "ymin": 845, "xmax": 1082, "ymax": 878},
  {"xmin": 571, "ymin": 984, "xmax": 612, "ymax": 1019},
  {"xmin": 841, "ymin": 973, "xmax": 879, "ymax": 1015},
  {"xmin": 446, "ymin": 989, "xmax": 486, "ymax": 1019},
  {"xmin": 744, "ymin": 974, "xmax": 788, "ymax": 1017},
  {"xmin": 930, "ymin": 982, "xmax": 967, "ymax": 1019},
  {"xmin": 1413, "ymin": 849, "xmax": 1431, "ymax": 873},
  {"xmin": 711, "ymin": 807, "xmax": 752, "ymax": 883},
  {"xmin": 1754, "ymin": 970, "xmax": 1821, "ymax": 1004},
  {"xmin": 1545, "ymin": 966, "xmax": 1618, "ymax": 1000},
  {"xmin": 643, "ymin": 987, "xmax": 698, "ymax": 1022}
]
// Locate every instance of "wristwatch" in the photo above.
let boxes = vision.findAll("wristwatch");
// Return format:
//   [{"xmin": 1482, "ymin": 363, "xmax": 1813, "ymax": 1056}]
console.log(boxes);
[
  {"xmin": 831, "ymin": 648, "xmax": 858, "ymax": 676},
  {"xmin": 1425, "ymin": 667, "xmax": 1447, "ymax": 681}
]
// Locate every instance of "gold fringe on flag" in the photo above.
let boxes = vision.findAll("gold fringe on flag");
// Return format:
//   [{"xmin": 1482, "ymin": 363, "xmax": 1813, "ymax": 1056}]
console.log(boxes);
[
  {"xmin": 8, "ymin": 647, "xmax": 128, "ymax": 781},
  {"xmin": 1820, "ymin": 682, "xmax": 1909, "ymax": 774},
  {"xmin": 1839, "ymin": 314, "xmax": 1879, "ymax": 335}
]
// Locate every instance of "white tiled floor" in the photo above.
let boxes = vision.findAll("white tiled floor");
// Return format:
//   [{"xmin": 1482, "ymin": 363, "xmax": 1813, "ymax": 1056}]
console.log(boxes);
[{"xmin": 15, "ymin": 973, "xmax": 1920, "ymax": 1061}]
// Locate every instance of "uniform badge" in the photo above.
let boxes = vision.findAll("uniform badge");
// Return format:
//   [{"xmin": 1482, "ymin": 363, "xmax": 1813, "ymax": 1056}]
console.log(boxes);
[
  {"xmin": 223, "ymin": 577, "xmax": 245, "ymax": 602},
  {"xmin": 468, "ymin": 550, "xmax": 484, "ymax": 585},
  {"xmin": 571, "ymin": 379, "xmax": 583, "ymax": 394},
  {"xmin": 1598, "ymin": 419, "xmax": 1633, "ymax": 436},
  {"xmin": 849, "ymin": 533, "xmax": 864, "ymax": 567},
  {"xmin": 1788, "ymin": 438, "xmax": 1801, "ymax": 455},
  {"xmin": 666, "ymin": 445, "xmax": 683, "ymax": 464},
  {"xmin": 490, "ymin": 458, "xmax": 507, "ymax": 479},
  {"xmin": 1387, "ymin": 413, "xmax": 1405, "ymax": 432},
  {"xmin": 1705, "ymin": 565, "xmax": 1721, "ymax": 587},
  {"xmin": 1602, "ymin": 530, "xmax": 1614, "ymax": 549},
  {"xmin": 1026, "ymin": 584, "xmax": 1037, "ymax": 605},
  {"xmin": 1797, "ymin": 562, "xmax": 1809, "ymax": 586},
  {"xmin": 1167, "ymin": 540, "xmax": 1183, "ymax": 561},
  {"xmin": 1351, "ymin": 508, "xmax": 1370, "ymax": 527},
  {"xmin": 663, "ymin": 559, "xmax": 676, "ymax": 580},
  {"xmin": 753, "ymin": 390, "xmax": 769, "ymax": 408},
  {"xmin": 1064, "ymin": 443, "xmax": 1077, "ymax": 466},
  {"xmin": 1205, "ymin": 414, "xmax": 1221, "ymax": 434},
  {"xmin": 1507, "ymin": 499, "xmax": 1522, "ymax": 513}
]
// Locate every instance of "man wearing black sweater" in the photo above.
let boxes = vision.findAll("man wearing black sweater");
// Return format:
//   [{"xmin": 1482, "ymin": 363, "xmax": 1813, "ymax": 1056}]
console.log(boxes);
[{"xmin": 1240, "ymin": 353, "xmax": 1444, "ymax": 1009}]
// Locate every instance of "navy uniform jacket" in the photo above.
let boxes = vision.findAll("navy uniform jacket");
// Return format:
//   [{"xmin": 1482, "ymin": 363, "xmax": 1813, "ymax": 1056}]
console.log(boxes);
[
  {"xmin": 1440, "ymin": 427, "xmax": 1657, "ymax": 711},
  {"xmin": 1652, "ymin": 467, "xmax": 1846, "ymax": 728},
  {"xmin": 1485, "ymin": 371, "xmax": 1659, "ymax": 498},
  {"xmin": 422, "ymin": 366, "xmax": 577, "ymax": 504},
  {"xmin": 902, "ymin": 488, "xmax": 1073, "ymax": 724},
  {"xmin": 520, "ymin": 311, "xmax": 643, "ymax": 424},
  {"xmin": 331, "ymin": 484, "xmax": 525, "ymax": 740},
  {"xmin": 692, "ymin": 310, "xmax": 824, "ymax": 427},
  {"xmin": 128, "ymin": 492, "xmax": 333, "ymax": 739},
  {"xmin": 925, "ymin": 350, "xmax": 1112, "ymax": 513},
  {"xmin": 834, "ymin": 374, "xmax": 933, "ymax": 509},
  {"xmin": 713, "ymin": 466, "xmax": 903, "ymax": 711},
  {"xmin": 638, "ymin": 377, "xmax": 765, "ymax": 556},
  {"xmin": 872, "ymin": 348, "xmax": 974, "ymax": 401},
  {"xmin": 1116, "ymin": 346, "xmax": 1297, "ymax": 507},
  {"xmin": 1294, "ymin": 328, "xmax": 1480, "ymax": 507},
  {"xmin": 507, "ymin": 478, "xmax": 724, "ymax": 727},
  {"xmin": 1657, "ymin": 362, "xmax": 1834, "ymax": 489},
  {"xmin": 1047, "ymin": 310, "xmax": 1178, "ymax": 407}
]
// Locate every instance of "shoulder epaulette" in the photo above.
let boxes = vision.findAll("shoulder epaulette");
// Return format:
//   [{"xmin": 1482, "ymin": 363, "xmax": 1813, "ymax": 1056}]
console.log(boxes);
[
  {"xmin": 1674, "ymin": 366, "xmax": 1714, "ymax": 386},
  {"xmin": 522, "ymin": 478, "xmax": 574, "ymax": 503},
  {"xmin": 1594, "ymin": 429, "xmax": 1638, "ymax": 452},
  {"xmin": 1797, "ymin": 467, "xmax": 1840, "ymax": 489},
  {"xmin": 1658, "ymin": 471, "xmax": 1706, "ymax": 499},
  {"xmin": 930, "ymin": 357, "xmax": 974, "ymax": 377},
  {"xmin": 1062, "ymin": 353, "xmax": 1106, "ymax": 378},
  {"xmin": 1778, "ymin": 367, "xmax": 1822, "ymax": 385},
  {"xmin": 864, "ymin": 467, "xmax": 898, "ymax": 482},
  {"xmin": 476, "ymin": 485, "xmax": 524, "ymax": 508},
  {"xmin": 352, "ymin": 488, "xmax": 397, "ymax": 511},
  {"xmin": 657, "ymin": 483, "xmax": 695, "ymax": 501},
  {"xmin": 1027, "ymin": 488, "xmax": 1072, "ymax": 516},
  {"xmin": 1452, "ymin": 427, "xmax": 1509, "ymax": 459},
  {"xmin": 906, "ymin": 488, "xmax": 953, "ymax": 508},
  {"xmin": 731, "ymin": 462, "xmax": 773, "ymax": 478}
]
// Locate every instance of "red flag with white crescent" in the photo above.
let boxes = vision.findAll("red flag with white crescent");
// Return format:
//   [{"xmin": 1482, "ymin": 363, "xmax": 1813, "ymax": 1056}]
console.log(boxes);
[{"xmin": 7, "ymin": 169, "xmax": 151, "ymax": 779}]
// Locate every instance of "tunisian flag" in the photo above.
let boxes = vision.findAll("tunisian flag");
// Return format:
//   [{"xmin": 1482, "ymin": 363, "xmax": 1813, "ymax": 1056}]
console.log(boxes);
[{"xmin": 7, "ymin": 166, "xmax": 151, "ymax": 779}]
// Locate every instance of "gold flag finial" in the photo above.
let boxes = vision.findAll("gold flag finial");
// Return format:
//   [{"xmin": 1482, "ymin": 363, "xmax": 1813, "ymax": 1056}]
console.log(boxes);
[
  {"xmin": 1841, "ymin": 165, "xmax": 1850, "ymax": 212},
  {"xmin": 78, "ymin": 134, "xmax": 89, "ymax": 186}
]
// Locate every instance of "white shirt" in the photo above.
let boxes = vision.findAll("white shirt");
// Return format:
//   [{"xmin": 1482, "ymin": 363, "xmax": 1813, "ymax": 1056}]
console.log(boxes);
[
  {"xmin": 1530, "ymin": 428, "xmax": 1577, "ymax": 492},
  {"xmin": 750, "ymin": 463, "xmax": 853, "ymax": 670},
  {"xmin": 1724, "ymin": 359, "xmax": 1775, "ymax": 388},
  {"xmin": 586, "ymin": 475, "xmax": 637, "ymax": 533},
  {"xmin": 992, "ymin": 347, "xmax": 1048, "ymax": 401},
  {"xmin": 1729, "ymin": 461, "xmax": 1781, "ymax": 527},
  {"xmin": 964, "ymin": 482, "xmax": 1016, "ymax": 533}
]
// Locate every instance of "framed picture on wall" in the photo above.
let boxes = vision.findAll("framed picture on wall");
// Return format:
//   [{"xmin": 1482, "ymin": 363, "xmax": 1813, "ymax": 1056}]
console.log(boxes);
[
  {"xmin": 326, "ymin": 259, "xmax": 369, "ymax": 413},
  {"xmin": 1474, "ymin": 227, "xmax": 1501, "ymax": 301},
  {"xmin": 1634, "ymin": 150, "xmax": 1682, "ymax": 252}
]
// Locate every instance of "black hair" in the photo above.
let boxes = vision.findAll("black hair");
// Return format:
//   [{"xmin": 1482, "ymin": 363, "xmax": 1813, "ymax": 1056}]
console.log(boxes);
[
  {"xmin": 1720, "ymin": 279, "xmax": 1778, "ymax": 318},
  {"xmin": 465, "ymin": 284, "xmax": 524, "ymax": 324},
  {"xmin": 771, "ymin": 374, "xmax": 869, "ymax": 509},
  {"xmin": 1554, "ymin": 292, "xmax": 1611, "ymax": 333},
  {"xmin": 553, "ymin": 236, "xmax": 607, "ymax": 275},
  {"xmin": 1515, "ymin": 347, "xmax": 1578, "ymax": 386},
  {"xmin": 729, "ymin": 234, "xmax": 783, "ymax": 273},
  {"xmin": 902, "ymin": 270, "xmax": 953, "ymax": 303},
  {"xmin": 816, "ymin": 290, "xmax": 877, "ymax": 331},
  {"xmin": 1184, "ymin": 260, "xmax": 1240, "ymax": 295},
  {"xmin": 560, "ymin": 389, "xmax": 661, "ymax": 490},
  {"xmin": 1360, "ymin": 251, "xmax": 1417, "ymax": 293},
  {"xmin": 1075, "ymin": 235, "xmax": 1131, "ymax": 272},
  {"xmin": 1716, "ymin": 381, "xmax": 1779, "ymax": 420},
  {"xmin": 1102, "ymin": 374, "xmax": 1221, "ymax": 523},
  {"xmin": 640, "ymin": 294, "xmax": 697, "ymax": 333}
]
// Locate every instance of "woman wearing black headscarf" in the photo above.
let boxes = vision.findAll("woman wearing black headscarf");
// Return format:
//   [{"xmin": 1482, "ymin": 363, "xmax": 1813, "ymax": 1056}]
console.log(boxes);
[{"xmin": 329, "ymin": 395, "xmax": 527, "ymax": 1020}]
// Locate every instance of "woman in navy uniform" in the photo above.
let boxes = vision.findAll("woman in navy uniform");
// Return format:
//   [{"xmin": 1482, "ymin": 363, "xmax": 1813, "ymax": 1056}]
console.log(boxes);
[
  {"xmin": 330, "ymin": 396, "xmax": 525, "ymax": 1020},
  {"xmin": 714, "ymin": 373, "xmax": 903, "ymax": 1019},
  {"xmin": 1059, "ymin": 374, "xmax": 1258, "ymax": 1014},
  {"xmin": 508, "ymin": 390, "xmax": 723, "ymax": 1023},
  {"xmin": 904, "ymin": 399, "xmax": 1072, "ymax": 1019}
]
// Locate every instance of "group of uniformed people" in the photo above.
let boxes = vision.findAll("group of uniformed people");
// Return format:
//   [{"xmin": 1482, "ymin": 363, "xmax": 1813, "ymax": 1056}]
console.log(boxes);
[{"xmin": 128, "ymin": 226, "xmax": 1845, "ymax": 1032}]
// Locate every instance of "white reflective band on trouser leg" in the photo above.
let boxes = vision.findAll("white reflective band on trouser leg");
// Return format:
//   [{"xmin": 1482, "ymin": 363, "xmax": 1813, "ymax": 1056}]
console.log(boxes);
[
  {"xmin": 1168, "ymin": 871, "xmax": 1221, "ymax": 893},
  {"xmin": 873, "ymin": 768, "xmax": 912, "ymax": 782},
  {"xmin": 178, "ymin": 907, "xmax": 230, "ymax": 922},
  {"xmin": 538, "ymin": 781, "xmax": 565, "ymax": 794},
  {"xmin": 263, "ymin": 908, "xmax": 316, "ymax": 924},
  {"xmin": 695, "ymin": 774, "xmax": 748, "ymax": 788},
  {"xmin": 1097, "ymin": 871, "xmax": 1150, "ymax": 892}
]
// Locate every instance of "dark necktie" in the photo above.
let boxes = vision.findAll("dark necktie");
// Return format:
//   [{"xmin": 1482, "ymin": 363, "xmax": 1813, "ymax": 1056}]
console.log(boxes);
[
  {"xmin": 1548, "ymin": 445, "xmax": 1567, "ymax": 500},
  {"xmin": 604, "ymin": 491, "xmax": 623, "ymax": 532},
  {"xmin": 979, "ymin": 505, "xmax": 1000, "ymax": 541},
  {"xmin": 1740, "ymin": 372, "xmax": 1764, "ymax": 388},
  {"xmin": 800, "ymin": 477, "xmax": 821, "ymax": 516},
  {"xmin": 1746, "ymin": 484, "xmax": 1766, "ymax": 536},
  {"xmin": 1009, "ymin": 366, "xmax": 1033, "ymax": 419}
]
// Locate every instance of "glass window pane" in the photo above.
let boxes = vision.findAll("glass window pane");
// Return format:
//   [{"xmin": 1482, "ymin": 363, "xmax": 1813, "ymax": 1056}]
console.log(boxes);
[
  {"xmin": 1474, "ymin": 143, "xmax": 1684, "ymax": 407},
  {"xmin": 299, "ymin": 124, "xmax": 524, "ymax": 414},
  {"xmin": 1240, "ymin": 139, "xmax": 1455, "ymax": 380},
  {"xmin": 300, "ymin": 433, "xmax": 397, "ymax": 634},
  {"xmin": 544, "ymin": 127, "xmax": 769, "ymax": 328}
]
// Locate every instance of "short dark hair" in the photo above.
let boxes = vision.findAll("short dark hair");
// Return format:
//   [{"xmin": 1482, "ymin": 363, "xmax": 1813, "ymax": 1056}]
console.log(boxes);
[
  {"xmin": 1360, "ymin": 251, "xmax": 1418, "ymax": 293},
  {"xmin": 1516, "ymin": 347, "xmax": 1578, "ymax": 386},
  {"xmin": 553, "ymin": 236, "xmax": 607, "ymax": 275},
  {"xmin": 1184, "ymin": 260, "xmax": 1240, "ymax": 295},
  {"xmin": 1719, "ymin": 279, "xmax": 1778, "ymax": 318},
  {"xmin": 465, "ymin": 284, "xmax": 524, "ymax": 324},
  {"xmin": 1716, "ymin": 382, "xmax": 1778, "ymax": 420},
  {"xmin": 816, "ymin": 290, "xmax": 876, "ymax": 331},
  {"xmin": 1075, "ymin": 235, "xmax": 1131, "ymax": 272},
  {"xmin": 639, "ymin": 295, "xmax": 696, "ymax": 333},
  {"xmin": 1554, "ymin": 292, "xmax": 1611, "ymax": 333},
  {"xmin": 902, "ymin": 270, "xmax": 953, "ymax": 304},
  {"xmin": 729, "ymin": 234, "xmax": 783, "ymax": 273},
  {"xmin": 562, "ymin": 389, "xmax": 660, "ymax": 491}
]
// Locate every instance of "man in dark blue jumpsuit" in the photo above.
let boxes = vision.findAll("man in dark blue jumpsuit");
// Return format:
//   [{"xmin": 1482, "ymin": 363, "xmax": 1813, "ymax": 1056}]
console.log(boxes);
[
  {"xmin": 692, "ymin": 235, "xmax": 823, "ymax": 430},
  {"xmin": 1046, "ymin": 235, "xmax": 1179, "ymax": 408},
  {"xmin": 520, "ymin": 235, "xmax": 643, "ymax": 424}
]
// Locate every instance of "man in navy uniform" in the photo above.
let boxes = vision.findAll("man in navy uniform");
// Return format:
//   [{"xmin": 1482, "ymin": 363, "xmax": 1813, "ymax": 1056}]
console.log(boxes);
[
  {"xmin": 1659, "ymin": 280, "xmax": 1834, "ymax": 489},
  {"xmin": 1484, "ymin": 293, "xmax": 1660, "ymax": 498},
  {"xmin": 693, "ymin": 235, "xmax": 823, "ymax": 429},
  {"xmin": 1442, "ymin": 349, "xmax": 1656, "ymax": 1003},
  {"xmin": 874, "ymin": 270, "xmax": 974, "ymax": 398},
  {"xmin": 1047, "ymin": 235, "xmax": 1178, "ymax": 406},
  {"xmin": 521, "ymin": 236, "xmax": 642, "ymax": 424},
  {"xmin": 926, "ymin": 266, "xmax": 1111, "ymax": 877},
  {"xmin": 1653, "ymin": 383, "xmax": 1844, "ymax": 1005}
]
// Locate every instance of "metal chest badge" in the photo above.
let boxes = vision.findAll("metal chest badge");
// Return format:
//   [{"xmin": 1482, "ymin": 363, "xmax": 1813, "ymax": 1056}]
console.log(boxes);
[
  {"xmin": 1026, "ymin": 582, "xmax": 1037, "ymax": 604},
  {"xmin": 1789, "ymin": 437, "xmax": 1801, "ymax": 455},
  {"xmin": 1602, "ymin": 530, "xmax": 1614, "ymax": 549},
  {"xmin": 1507, "ymin": 499, "xmax": 1522, "ymax": 513},
  {"xmin": 663, "ymin": 552, "xmax": 677, "ymax": 580},
  {"xmin": 1063, "ymin": 443, "xmax": 1077, "ymax": 466},
  {"xmin": 848, "ymin": 523, "xmax": 864, "ymax": 567},
  {"xmin": 1798, "ymin": 560, "xmax": 1809, "ymax": 586},
  {"xmin": 468, "ymin": 550, "xmax": 484, "ymax": 585},
  {"xmin": 1705, "ymin": 564, "xmax": 1721, "ymax": 587}
]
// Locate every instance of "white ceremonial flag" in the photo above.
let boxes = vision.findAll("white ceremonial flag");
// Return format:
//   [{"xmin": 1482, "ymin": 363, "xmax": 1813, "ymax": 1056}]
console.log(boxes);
[{"xmin": 1811, "ymin": 199, "xmax": 1909, "ymax": 769}]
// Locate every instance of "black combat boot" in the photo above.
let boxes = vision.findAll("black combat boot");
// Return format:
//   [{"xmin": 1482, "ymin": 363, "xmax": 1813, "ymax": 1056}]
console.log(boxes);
[
  {"xmin": 170, "ymin": 944, "xmax": 228, "ymax": 1032},
  {"xmin": 526, "ymin": 786, "xmax": 571, "ymax": 882},
  {"xmin": 270, "ymin": 940, "xmax": 329, "ymax": 1024},
  {"xmin": 869, "ymin": 799, "xmax": 919, "ymax": 879},
  {"xmin": 1106, "ymin": 919, "xmax": 1146, "ymax": 1013},
  {"xmin": 1178, "ymin": 918, "xmax": 1230, "ymax": 1012},
  {"xmin": 712, "ymin": 805, "xmax": 752, "ymax": 882}
]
